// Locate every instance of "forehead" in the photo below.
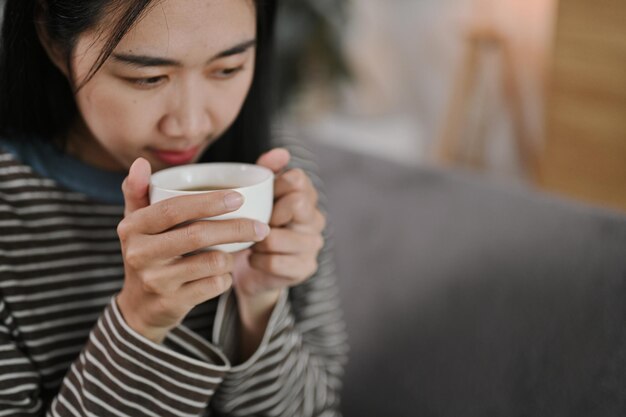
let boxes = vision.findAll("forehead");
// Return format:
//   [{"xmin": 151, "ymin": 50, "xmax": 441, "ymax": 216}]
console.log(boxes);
[{"xmin": 111, "ymin": 0, "xmax": 256, "ymax": 57}]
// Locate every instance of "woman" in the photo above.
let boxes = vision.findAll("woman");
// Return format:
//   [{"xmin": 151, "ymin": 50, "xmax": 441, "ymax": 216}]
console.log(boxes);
[{"xmin": 0, "ymin": 0, "xmax": 348, "ymax": 415}]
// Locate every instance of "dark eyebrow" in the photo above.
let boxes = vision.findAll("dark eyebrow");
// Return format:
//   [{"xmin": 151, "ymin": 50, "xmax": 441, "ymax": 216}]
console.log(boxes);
[{"xmin": 112, "ymin": 39, "xmax": 256, "ymax": 68}]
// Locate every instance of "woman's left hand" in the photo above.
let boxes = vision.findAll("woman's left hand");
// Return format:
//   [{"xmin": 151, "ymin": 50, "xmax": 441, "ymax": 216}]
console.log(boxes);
[
  {"xmin": 232, "ymin": 148, "xmax": 326, "ymax": 300},
  {"xmin": 231, "ymin": 148, "xmax": 326, "ymax": 361}
]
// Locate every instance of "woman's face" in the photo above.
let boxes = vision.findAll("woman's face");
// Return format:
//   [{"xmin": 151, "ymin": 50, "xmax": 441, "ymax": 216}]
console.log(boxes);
[{"xmin": 68, "ymin": 0, "xmax": 256, "ymax": 172}]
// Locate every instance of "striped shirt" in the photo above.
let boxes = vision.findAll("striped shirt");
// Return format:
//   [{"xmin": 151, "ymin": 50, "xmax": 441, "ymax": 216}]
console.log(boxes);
[{"xmin": 0, "ymin": 140, "xmax": 348, "ymax": 416}]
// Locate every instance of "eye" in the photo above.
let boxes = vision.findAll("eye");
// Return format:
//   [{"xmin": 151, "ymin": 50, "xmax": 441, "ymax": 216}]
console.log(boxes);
[
  {"xmin": 126, "ymin": 75, "xmax": 167, "ymax": 88},
  {"xmin": 213, "ymin": 66, "xmax": 244, "ymax": 79}
]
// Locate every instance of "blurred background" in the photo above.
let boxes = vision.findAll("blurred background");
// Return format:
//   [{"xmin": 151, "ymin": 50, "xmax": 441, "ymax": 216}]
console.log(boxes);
[
  {"xmin": 277, "ymin": 0, "xmax": 626, "ymax": 212},
  {"xmin": 274, "ymin": 1, "xmax": 626, "ymax": 416}
]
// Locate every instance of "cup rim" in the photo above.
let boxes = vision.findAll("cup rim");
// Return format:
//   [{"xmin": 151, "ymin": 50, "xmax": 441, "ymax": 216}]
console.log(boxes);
[{"xmin": 150, "ymin": 162, "xmax": 274, "ymax": 193}]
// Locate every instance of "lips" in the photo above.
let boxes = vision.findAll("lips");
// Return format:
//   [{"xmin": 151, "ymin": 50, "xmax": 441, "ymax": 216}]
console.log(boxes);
[{"xmin": 151, "ymin": 146, "xmax": 201, "ymax": 165}]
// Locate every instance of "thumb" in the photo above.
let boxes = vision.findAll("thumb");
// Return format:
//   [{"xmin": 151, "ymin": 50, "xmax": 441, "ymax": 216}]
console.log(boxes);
[
  {"xmin": 122, "ymin": 158, "xmax": 152, "ymax": 217},
  {"xmin": 256, "ymin": 148, "xmax": 291, "ymax": 174}
]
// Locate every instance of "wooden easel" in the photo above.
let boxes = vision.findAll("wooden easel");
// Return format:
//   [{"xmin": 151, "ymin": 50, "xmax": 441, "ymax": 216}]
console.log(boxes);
[{"xmin": 436, "ymin": 26, "xmax": 539, "ymax": 180}]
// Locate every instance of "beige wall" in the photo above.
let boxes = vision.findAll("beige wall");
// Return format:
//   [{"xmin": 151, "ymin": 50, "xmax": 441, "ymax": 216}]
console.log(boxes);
[{"xmin": 305, "ymin": 0, "xmax": 557, "ymax": 176}]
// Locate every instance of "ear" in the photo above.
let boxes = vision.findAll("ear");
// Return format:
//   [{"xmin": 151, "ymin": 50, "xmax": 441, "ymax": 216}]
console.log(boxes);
[{"xmin": 34, "ymin": 7, "xmax": 70, "ymax": 77}]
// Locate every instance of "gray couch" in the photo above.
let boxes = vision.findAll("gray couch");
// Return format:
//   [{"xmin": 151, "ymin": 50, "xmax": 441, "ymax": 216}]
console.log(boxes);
[{"xmin": 311, "ymin": 142, "xmax": 626, "ymax": 417}]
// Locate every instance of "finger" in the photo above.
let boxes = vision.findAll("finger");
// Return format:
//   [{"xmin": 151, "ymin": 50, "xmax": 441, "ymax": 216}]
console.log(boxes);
[
  {"xmin": 122, "ymin": 158, "xmax": 152, "ymax": 217},
  {"xmin": 249, "ymin": 253, "xmax": 318, "ymax": 282},
  {"xmin": 289, "ymin": 210, "xmax": 327, "ymax": 234},
  {"xmin": 256, "ymin": 148, "xmax": 291, "ymax": 174},
  {"xmin": 253, "ymin": 228, "xmax": 324, "ymax": 255},
  {"xmin": 270, "ymin": 192, "xmax": 316, "ymax": 227},
  {"xmin": 231, "ymin": 250, "xmax": 297, "ymax": 294},
  {"xmin": 177, "ymin": 273, "xmax": 233, "ymax": 307},
  {"xmin": 138, "ymin": 251, "xmax": 234, "ymax": 295},
  {"xmin": 274, "ymin": 168, "xmax": 317, "ymax": 201},
  {"xmin": 140, "ymin": 218, "xmax": 270, "ymax": 259},
  {"xmin": 122, "ymin": 190, "xmax": 245, "ymax": 235}
]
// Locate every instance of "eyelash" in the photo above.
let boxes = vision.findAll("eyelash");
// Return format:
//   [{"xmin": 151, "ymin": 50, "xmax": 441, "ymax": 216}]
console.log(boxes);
[
  {"xmin": 126, "ymin": 66, "xmax": 245, "ymax": 89},
  {"xmin": 131, "ymin": 76, "xmax": 166, "ymax": 87},
  {"xmin": 215, "ymin": 66, "xmax": 245, "ymax": 78}
]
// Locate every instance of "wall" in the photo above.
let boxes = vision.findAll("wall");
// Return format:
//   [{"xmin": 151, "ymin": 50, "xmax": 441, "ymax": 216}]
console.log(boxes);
[{"xmin": 296, "ymin": 0, "xmax": 557, "ymax": 179}]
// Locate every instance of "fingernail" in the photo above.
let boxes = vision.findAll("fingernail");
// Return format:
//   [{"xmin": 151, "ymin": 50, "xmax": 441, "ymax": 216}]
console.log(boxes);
[
  {"xmin": 224, "ymin": 192, "xmax": 244, "ymax": 210},
  {"xmin": 254, "ymin": 221, "xmax": 270, "ymax": 239}
]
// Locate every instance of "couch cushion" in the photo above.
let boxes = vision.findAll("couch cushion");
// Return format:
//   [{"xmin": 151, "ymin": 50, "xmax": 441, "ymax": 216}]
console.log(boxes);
[{"xmin": 311, "ymin": 142, "xmax": 626, "ymax": 417}]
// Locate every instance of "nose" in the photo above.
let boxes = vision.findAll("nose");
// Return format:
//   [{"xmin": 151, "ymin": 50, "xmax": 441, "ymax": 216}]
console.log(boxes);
[{"xmin": 159, "ymin": 77, "xmax": 212, "ymax": 140}]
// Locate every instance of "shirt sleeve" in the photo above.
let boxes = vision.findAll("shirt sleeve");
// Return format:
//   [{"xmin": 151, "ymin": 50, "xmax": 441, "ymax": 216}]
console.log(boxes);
[
  {"xmin": 209, "ymin": 132, "xmax": 350, "ymax": 417},
  {"xmin": 0, "ymin": 296, "xmax": 229, "ymax": 417}
]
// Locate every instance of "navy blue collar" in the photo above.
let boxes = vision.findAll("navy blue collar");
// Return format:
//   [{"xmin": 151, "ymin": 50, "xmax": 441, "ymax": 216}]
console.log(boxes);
[{"xmin": 0, "ymin": 137, "xmax": 125, "ymax": 205}]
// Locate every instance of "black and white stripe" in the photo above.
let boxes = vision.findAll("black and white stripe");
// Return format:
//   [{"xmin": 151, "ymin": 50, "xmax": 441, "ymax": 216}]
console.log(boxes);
[{"xmin": 0, "ymin": 139, "xmax": 348, "ymax": 416}]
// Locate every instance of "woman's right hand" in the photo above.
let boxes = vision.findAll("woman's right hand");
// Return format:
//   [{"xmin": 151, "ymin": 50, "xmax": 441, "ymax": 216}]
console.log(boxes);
[{"xmin": 115, "ymin": 158, "xmax": 270, "ymax": 344}]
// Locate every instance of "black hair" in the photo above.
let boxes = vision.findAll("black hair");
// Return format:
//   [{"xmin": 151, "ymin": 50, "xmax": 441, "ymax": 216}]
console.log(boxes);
[{"xmin": 0, "ymin": 0, "xmax": 275, "ymax": 164}]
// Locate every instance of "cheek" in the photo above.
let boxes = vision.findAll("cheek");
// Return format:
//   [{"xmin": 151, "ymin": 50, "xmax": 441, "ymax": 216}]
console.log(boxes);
[
  {"xmin": 75, "ymin": 82, "xmax": 157, "ymax": 147},
  {"xmin": 214, "ymin": 70, "xmax": 255, "ymax": 129}
]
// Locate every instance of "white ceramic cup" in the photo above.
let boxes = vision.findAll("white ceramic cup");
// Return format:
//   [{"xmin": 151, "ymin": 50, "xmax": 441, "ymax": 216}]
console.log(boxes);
[{"xmin": 149, "ymin": 163, "xmax": 274, "ymax": 253}]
